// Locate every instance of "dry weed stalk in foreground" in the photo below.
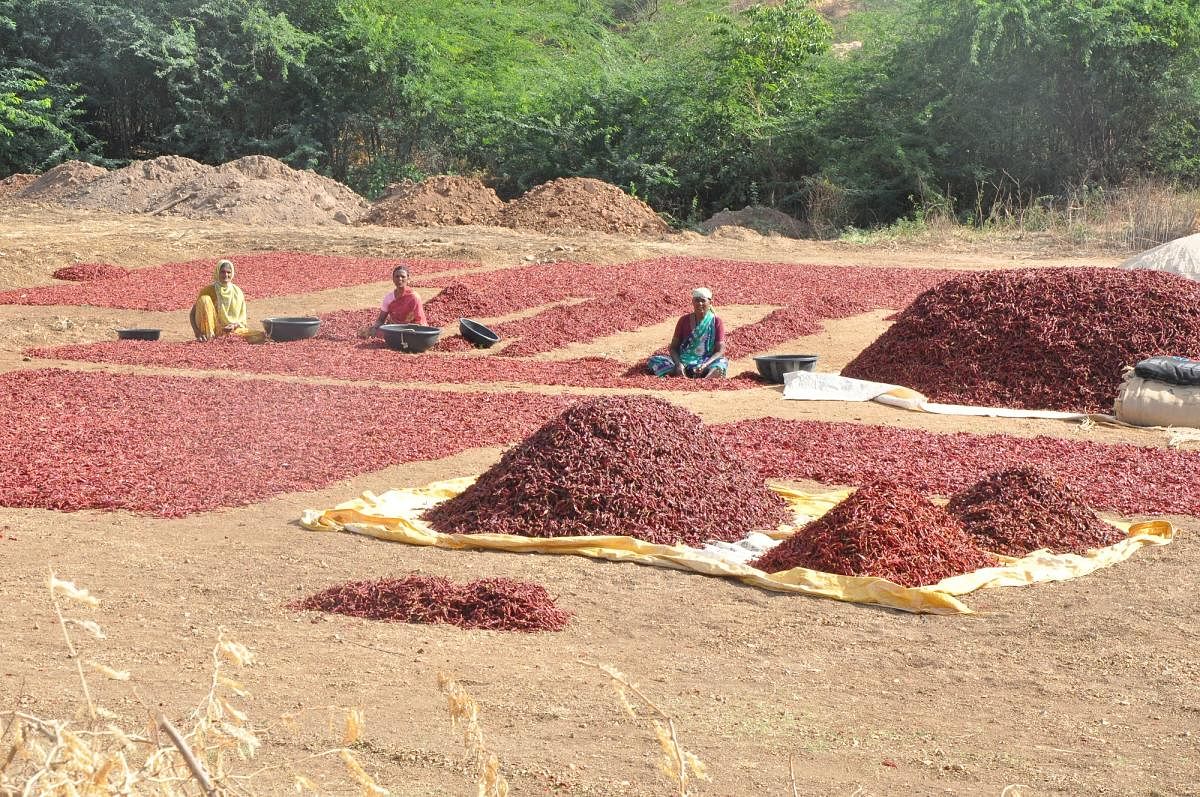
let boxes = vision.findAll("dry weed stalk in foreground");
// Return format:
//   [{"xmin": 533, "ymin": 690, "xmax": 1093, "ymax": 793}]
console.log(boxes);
[
  {"xmin": 0, "ymin": 573, "xmax": 387, "ymax": 797},
  {"xmin": 436, "ymin": 673, "xmax": 510, "ymax": 797},
  {"xmin": 589, "ymin": 662, "xmax": 709, "ymax": 797}
]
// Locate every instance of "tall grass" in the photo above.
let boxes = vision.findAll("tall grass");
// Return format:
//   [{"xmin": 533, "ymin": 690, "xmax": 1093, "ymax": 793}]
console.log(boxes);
[{"xmin": 837, "ymin": 180, "xmax": 1200, "ymax": 252}]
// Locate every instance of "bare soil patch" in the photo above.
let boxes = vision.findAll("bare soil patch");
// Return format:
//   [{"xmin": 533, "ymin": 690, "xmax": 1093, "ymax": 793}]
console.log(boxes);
[{"xmin": 0, "ymin": 205, "xmax": 1194, "ymax": 797}]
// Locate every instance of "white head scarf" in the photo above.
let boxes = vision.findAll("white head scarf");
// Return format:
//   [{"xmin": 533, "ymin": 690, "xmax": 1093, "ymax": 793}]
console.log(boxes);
[{"xmin": 692, "ymin": 287, "xmax": 713, "ymax": 300}]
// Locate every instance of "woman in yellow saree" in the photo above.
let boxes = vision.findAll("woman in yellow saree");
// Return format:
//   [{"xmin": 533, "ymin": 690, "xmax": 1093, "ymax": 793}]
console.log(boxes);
[{"xmin": 189, "ymin": 259, "xmax": 265, "ymax": 342}]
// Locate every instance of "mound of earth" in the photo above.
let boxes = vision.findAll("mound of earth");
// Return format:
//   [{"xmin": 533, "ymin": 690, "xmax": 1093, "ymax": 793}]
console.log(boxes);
[
  {"xmin": 61, "ymin": 155, "xmax": 213, "ymax": 213},
  {"xmin": 842, "ymin": 267, "xmax": 1200, "ymax": 412},
  {"xmin": 146, "ymin": 155, "xmax": 368, "ymax": 226},
  {"xmin": 361, "ymin": 175, "xmax": 504, "ymax": 227},
  {"xmin": 0, "ymin": 173, "xmax": 37, "ymax": 198},
  {"xmin": 425, "ymin": 395, "xmax": 788, "ymax": 545},
  {"xmin": 701, "ymin": 206, "xmax": 807, "ymax": 238},
  {"xmin": 496, "ymin": 177, "xmax": 670, "ymax": 236},
  {"xmin": 16, "ymin": 161, "xmax": 107, "ymax": 200}
]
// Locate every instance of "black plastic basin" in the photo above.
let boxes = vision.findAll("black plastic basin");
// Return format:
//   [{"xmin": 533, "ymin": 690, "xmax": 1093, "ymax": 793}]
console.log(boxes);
[
  {"xmin": 116, "ymin": 328, "xmax": 161, "ymax": 341},
  {"xmin": 753, "ymin": 354, "xmax": 818, "ymax": 384},
  {"xmin": 459, "ymin": 317, "xmax": 500, "ymax": 348},
  {"xmin": 262, "ymin": 316, "xmax": 321, "ymax": 342},
  {"xmin": 380, "ymin": 323, "xmax": 442, "ymax": 353}
]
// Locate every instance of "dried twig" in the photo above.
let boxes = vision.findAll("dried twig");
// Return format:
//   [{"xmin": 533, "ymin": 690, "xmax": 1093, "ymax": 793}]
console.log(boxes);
[{"xmin": 157, "ymin": 713, "xmax": 219, "ymax": 796}]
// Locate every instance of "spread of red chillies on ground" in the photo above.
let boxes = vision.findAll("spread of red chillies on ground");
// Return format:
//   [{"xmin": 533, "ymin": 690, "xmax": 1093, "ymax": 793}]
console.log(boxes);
[
  {"xmin": 842, "ymin": 267, "xmax": 1200, "ymax": 412},
  {"xmin": 51, "ymin": 263, "xmax": 131, "ymax": 281},
  {"xmin": 750, "ymin": 480, "xmax": 996, "ymax": 587},
  {"xmin": 30, "ymin": 336, "xmax": 763, "ymax": 391},
  {"xmin": 0, "ymin": 368, "xmax": 570, "ymax": 516},
  {"xmin": 0, "ymin": 253, "xmax": 464, "ymax": 310},
  {"xmin": 712, "ymin": 417, "xmax": 1200, "ymax": 516},
  {"xmin": 425, "ymin": 396, "xmax": 790, "ymax": 545},
  {"xmin": 423, "ymin": 258, "xmax": 961, "ymax": 358},
  {"xmin": 290, "ymin": 573, "xmax": 572, "ymax": 632},
  {"xmin": 946, "ymin": 467, "xmax": 1127, "ymax": 556}
]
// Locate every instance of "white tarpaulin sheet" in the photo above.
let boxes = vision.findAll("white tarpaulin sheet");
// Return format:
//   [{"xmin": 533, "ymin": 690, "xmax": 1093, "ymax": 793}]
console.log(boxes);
[
  {"xmin": 781, "ymin": 370, "xmax": 1117, "ymax": 421},
  {"xmin": 1121, "ymin": 232, "xmax": 1200, "ymax": 281}
]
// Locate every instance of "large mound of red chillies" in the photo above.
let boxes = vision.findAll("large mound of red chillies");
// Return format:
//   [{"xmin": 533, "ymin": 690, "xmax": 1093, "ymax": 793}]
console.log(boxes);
[
  {"xmin": 750, "ymin": 481, "xmax": 996, "ymax": 587},
  {"xmin": 947, "ymin": 467, "xmax": 1126, "ymax": 556},
  {"xmin": 0, "ymin": 369, "xmax": 569, "ymax": 516},
  {"xmin": 711, "ymin": 417, "xmax": 1200, "ymax": 517},
  {"xmin": 0, "ymin": 253, "xmax": 462, "ymax": 310},
  {"xmin": 290, "ymin": 574, "xmax": 571, "ymax": 632},
  {"xmin": 425, "ymin": 396, "xmax": 790, "ymax": 545},
  {"xmin": 841, "ymin": 267, "xmax": 1200, "ymax": 412}
]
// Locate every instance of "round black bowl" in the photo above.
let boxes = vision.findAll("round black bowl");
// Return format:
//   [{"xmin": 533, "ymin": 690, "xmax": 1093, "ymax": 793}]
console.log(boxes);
[
  {"xmin": 459, "ymin": 317, "xmax": 500, "ymax": 348},
  {"xmin": 753, "ymin": 354, "xmax": 818, "ymax": 384},
  {"xmin": 379, "ymin": 323, "xmax": 442, "ymax": 353},
  {"xmin": 116, "ymin": 328, "xmax": 161, "ymax": 341},
  {"xmin": 262, "ymin": 316, "xmax": 321, "ymax": 342}
]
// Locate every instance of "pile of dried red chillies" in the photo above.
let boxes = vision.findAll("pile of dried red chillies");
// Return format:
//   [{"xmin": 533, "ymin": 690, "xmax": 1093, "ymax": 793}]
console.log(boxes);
[
  {"xmin": 843, "ymin": 267, "xmax": 1200, "ymax": 412},
  {"xmin": 425, "ymin": 396, "xmax": 789, "ymax": 545},
  {"xmin": 947, "ymin": 467, "xmax": 1126, "ymax": 556},
  {"xmin": 52, "ymin": 263, "xmax": 130, "ymax": 281},
  {"xmin": 290, "ymin": 574, "xmax": 571, "ymax": 632},
  {"xmin": 750, "ymin": 480, "xmax": 996, "ymax": 587}
]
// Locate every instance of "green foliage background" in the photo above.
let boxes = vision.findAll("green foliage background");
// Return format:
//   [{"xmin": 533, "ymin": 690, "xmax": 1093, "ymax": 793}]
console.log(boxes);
[{"xmin": 2, "ymin": 0, "xmax": 1198, "ymax": 228}]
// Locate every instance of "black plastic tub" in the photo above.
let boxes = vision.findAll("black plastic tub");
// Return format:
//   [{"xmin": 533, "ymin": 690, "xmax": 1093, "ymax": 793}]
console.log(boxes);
[
  {"xmin": 116, "ymin": 328, "xmax": 161, "ymax": 341},
  {"xmin": 753, "ymin": 354, "xmax": 818, "ymax": 384},
  {"xmin": 379, "ymin": 323, "xmax": 442, "ymax": 353},
  {"xmin": 262, "ymin": 316, "xmax": 321, "ymax": 342},
  {"xmin": 459, "ymin": 317, "xmax": 500, "ymax": 348}
]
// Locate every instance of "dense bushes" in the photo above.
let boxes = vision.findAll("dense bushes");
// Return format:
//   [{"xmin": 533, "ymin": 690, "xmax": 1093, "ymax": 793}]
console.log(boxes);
[{"xmin": 3, "ymin": 0, "xmax": 1199, "ymax": 226}]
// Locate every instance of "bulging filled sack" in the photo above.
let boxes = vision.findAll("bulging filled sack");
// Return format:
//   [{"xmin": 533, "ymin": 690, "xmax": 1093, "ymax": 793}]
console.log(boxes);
[{"xmin": 1113, "ymin": 374, "xmax": 1200, "ymax": 427}]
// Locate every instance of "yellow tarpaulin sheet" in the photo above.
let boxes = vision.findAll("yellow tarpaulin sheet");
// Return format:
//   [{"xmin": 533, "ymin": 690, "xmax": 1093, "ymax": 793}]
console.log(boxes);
[{"xmin": 300, "ymin": 479, "xmax": 1176, "ymax": 616}]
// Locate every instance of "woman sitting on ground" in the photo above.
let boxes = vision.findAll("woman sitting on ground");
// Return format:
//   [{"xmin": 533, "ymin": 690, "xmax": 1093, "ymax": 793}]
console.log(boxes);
[
  {"xmin": 190, "ymin": 259, "xmax": 264, "ymax": 342},
  {"xmin": 358, "ymin": 265, "xmax": 428, "ymax": 338},
  {"xmin": 647, "ymin": 287, "xmax": 729, "ymax": 379}
]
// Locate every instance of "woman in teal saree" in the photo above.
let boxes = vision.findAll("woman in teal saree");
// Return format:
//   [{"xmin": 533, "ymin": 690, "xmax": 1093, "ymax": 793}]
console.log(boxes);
[{"xmin": 647, "ymin": 287, "xmax": 729, "ymax": 378}]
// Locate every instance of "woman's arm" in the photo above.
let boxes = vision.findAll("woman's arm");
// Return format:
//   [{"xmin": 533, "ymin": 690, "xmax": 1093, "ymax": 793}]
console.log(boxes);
[{"xmin": 358, "ymin": 309, "xmax": 390, "ymax": 339}]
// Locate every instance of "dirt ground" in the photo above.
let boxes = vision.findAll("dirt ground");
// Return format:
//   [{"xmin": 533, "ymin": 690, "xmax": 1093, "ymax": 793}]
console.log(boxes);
[{"xmin": 1, "ymin": 202, "xmax": 1197, "ymax": 797}]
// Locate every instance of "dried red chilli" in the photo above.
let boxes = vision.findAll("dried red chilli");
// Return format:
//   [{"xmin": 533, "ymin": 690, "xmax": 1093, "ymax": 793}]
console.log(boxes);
[
  {"xmin": 0, "ymin": 368, "xmax": 570, "ymax": 516},
  {"xmin": 946, "ymin": 467, "xmax": 1126, "ymax": 556},
  {"xmin": 842, "ymin": 267, "xmax": 1200, "ymax": 412},
  {"xmin": 750, "ymin": 481, "xmax": 995, "ymax": 587},
  {"xmin": 289, "ymin": 574, "xmax": 571, "ymax": 632},
  {"xmin": 31, "ymin": 337, "xmax": 760, "ymax": 392},
  {"xmin": 422, "ymin": 283, "xmax": 514, "ymax": 326},
  {"xmin": 0, "ymin": 253, "xmax": 464, "ymax": 310},
  {"xmin": 52, "ymin": 263, "xmax": 130, "ymax": 281},
  {"xmin": 712, "ymin": 417, "xmax": 1200, "ymax": 517},
  {"xmin": 425, "ymin": 396, "xmax": 789, "ymax": 545},
  {"xmin": 420, "ymin": 258, "xmax": 960, "ymax": 358}
]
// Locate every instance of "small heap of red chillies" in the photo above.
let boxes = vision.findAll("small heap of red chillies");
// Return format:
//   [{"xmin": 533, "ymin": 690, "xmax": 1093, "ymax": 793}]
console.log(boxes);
[
  {"xmin": 946, "ymin": 467, "xmax": 1126, "ymax": 556},
  {"xmin": 52, "ymin": 263, "xmax": 130, "ymax": 281},
  {"xmin": 712, "ymin": 417, "xmax": 1200, "ymax": 516},
  {"xmin": 425, "ymin": 396, "xmax": 790, "ymax": 545},
  {"xmin": 422, "ymin": 283, "xmax": 511, "ymax": 326},
  {"xmin": 842, "ymin": 267, "xmax": 1200, "ymax": 412},
  {"xmin": 290, "ymin": 574, "xmax": 571, "ymax": 632},
  {"xmin": 750, "ymin": 481, "xmax": 996, "ymax": 587}
]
